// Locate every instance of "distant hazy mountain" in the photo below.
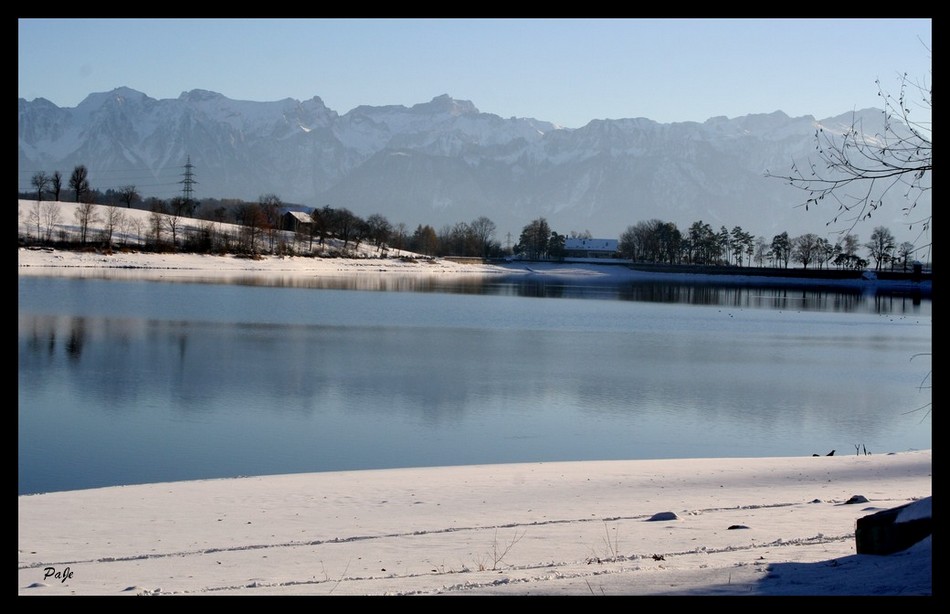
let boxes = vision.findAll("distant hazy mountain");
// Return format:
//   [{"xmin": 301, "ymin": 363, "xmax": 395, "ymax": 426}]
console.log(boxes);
[{"xmin": 18, "ymin": 87, "xmax": 907, "ymax": 242}]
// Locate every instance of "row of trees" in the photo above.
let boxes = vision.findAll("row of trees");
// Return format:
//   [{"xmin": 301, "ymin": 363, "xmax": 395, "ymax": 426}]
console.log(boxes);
[
  {"xmin": 20, "ymin": 179, "xmax": 508, "ymax": 259},
  {"xmin": 615, "ymin": 218, "xmax": 912, "ymax": 271},
  {"xmin": 30, "ymin": 166, "xmax": 89, "ymax": 204},
  {"xmin": 21, "ymin": 177, "xmax": 916, "ymax": 270},
  {"xmin": 22, "ymin": 194, "xmax": 194, "ymax": 251},
  {"xmin": 508, "ymin": 214, "xmax": 913, "ymax": 271},
  {"xmin": 213, "ymin": 195, "xmax": 505, "ymax": 258},
  {"xmin": 29, "ymin": 165, "xmax": 142, "ymax": 209}
]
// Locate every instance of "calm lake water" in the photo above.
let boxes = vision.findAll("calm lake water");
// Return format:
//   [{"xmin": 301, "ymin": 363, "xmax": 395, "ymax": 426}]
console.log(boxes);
[{"xmin": 18, "ymin": 273, "xmax": 931, "ymax": 495}]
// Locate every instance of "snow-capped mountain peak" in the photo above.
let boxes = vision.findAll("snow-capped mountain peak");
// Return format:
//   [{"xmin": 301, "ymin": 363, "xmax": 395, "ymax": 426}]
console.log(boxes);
[{"xmin": 20, "ymin": 87, "xmax": 917, "ymax": 243}]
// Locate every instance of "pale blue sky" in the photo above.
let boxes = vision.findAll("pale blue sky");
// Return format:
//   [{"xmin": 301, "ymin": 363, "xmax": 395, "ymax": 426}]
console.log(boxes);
[{"xmin": 19, "ymin": 18, "xmax": 931, "ymax": 128}]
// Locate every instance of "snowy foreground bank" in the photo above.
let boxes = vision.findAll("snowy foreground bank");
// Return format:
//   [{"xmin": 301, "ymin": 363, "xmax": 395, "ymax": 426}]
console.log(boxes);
[{"xmin": 18, "ymin": 451, "xmax": 931, "ymax": 596}]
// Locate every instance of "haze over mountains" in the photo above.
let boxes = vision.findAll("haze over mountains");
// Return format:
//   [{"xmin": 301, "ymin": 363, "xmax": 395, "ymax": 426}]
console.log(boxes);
[{"xmin": 18, "ymin": 87, "xmax": 919, "ymax": 245}]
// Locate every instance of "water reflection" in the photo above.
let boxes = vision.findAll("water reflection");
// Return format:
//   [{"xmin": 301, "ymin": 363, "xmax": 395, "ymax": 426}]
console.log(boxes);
[
  {"xmin": 18, "ymin": 275, "xmax": 931, "ymax": 495},
  {"xmin": 223, "ymin": 274, "xmax": 930, "ymax": 314},
  {"xmin": 40, "ymin": 266, "xmax": 930, "ymax": 315}
]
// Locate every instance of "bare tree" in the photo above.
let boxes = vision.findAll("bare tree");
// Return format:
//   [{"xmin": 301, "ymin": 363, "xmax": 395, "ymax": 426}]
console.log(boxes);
[
  {"xmin": 31, "ymin": 171, "xmax": 50, "ymax": 201},
  {"xmin": 838, "ymin": 233, "xmax": 861, "ymax": 258},
  {"xmin": 258, "ymin": 194, "xmax": 282, "ymax": 251},
  {"xmin": 74, "ymin": 202, "xmax": 99, "ymax": 245},
  {"xmin": 194, "ymin": 221, "xmax": 219, "ymax": 253},
  {"xmin": 469, "ymin": 216, "xmax": 497, "ymax": 258},
  {"xmin": 50, "ymin": 170, "xmax": 63, "ymax": 201},
  {"xmin": 897, "ymin": 241, "xmax": 916, "ymax": 271},
  {"xmin": 753, "ymin": 236, "xmax": 769, "ymax": 266},
  {"xmin": 309, "ymin": 206, "xmax": 334, "ymax": 248},
  {"xmin": 791, "ymin": 233, "xmax": 820, "ymax": 269},
  {"xmin": 767, "ymin": 62, "xmax": 931, "ymax": 254},
  {"xmin": 234, "ymin": 202, "xmax": 267, "ymax": 255},
  {"xmin": 621, "ymin": 219, "xmax": 667, "ymax": 263},
  {"xmin": 365, "ymin": 213, "xmax": 393, "ymax": 253},
  {"xmin": 390, "ymin": 222, "xmax": 409, "ymax": 251},
  {"xmin": 148, "ymin": 200, "xmax": 167, "ymax": 247},
  {"xmin": 163, "ymin": 197, "xmax": 192, "ymax": 248},
  {"xmin": 121, "ymin": 215, "xmax": 144, "ymax": 248},
  {"xmin": 117, "ymin": 185, "xmax": 140, "ymax": 209},
  {"xmin": 69, "ymin": 165, "xmax": 91, "ymax": 203},
  {"xmin": 440, "ymin": 221, "xmax": 479, "ymax": 256},
  {"xmin": 815, "ymin": 237, "xmax": 835, "ymax": 270},
  {"xmin": 330, "ymin": 207, "xmax": 361, "ymax": 251},
  {"xmin": 26, "ymin": 200, "xmax": 43, "ymax": 241},
  {"xmin": 41, "ymin": 201, "xmax": 62, "ymax": 242},
  {"xmin": 865, "ymin": 225, "xmax": 896, "ymax": 271},
  {"xmin": 101, "ymin": 206, "xmax": 127, "ymax": 249}
]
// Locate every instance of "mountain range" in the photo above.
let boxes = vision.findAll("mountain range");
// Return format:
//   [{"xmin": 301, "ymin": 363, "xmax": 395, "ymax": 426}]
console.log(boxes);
[{"xmin": 18, "ymin": 86, "xmax": 915, "ymax": 244}]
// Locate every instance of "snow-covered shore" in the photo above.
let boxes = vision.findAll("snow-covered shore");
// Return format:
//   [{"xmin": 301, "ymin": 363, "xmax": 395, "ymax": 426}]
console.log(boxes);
[
  {"xmin": 17, "ymin": 247, "xmax": 933, "ymax": 300},
  {"xmin": 18, "ymin": 451, "xmax": 931, "ymax": 596}
]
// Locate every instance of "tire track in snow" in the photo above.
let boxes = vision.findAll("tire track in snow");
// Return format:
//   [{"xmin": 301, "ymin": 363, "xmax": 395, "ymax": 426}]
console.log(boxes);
[
  {"xmin": 19, "ymin": 496, "xmax": 872, "ymax": 576},
  {"xmin": 156, "ymin": 533, "xmax": 856, "ymax": 595}
]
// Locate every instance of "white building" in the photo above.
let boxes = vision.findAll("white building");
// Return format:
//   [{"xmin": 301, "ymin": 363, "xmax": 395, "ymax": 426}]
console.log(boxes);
[{"xmin": 563, "ymin": 238, "xmax": 619, "ymax": 259}]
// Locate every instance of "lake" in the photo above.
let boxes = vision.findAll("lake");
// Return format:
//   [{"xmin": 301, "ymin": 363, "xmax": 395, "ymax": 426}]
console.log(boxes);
[{"xmin": 18, "ymin": 273, "xmax": 931, "ymax": 495}]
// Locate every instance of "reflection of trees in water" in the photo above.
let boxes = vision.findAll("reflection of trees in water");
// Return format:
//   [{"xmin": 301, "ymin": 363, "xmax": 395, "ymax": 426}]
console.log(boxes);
[
  {"xmin": 747, "ymin": 287, "xmax": 863, "ymax": 313},
  {"xmin": 64, "ymin": 317, "xmax": 86, "ymax": 361},
  {"xmin": 177, "ymin": 331, "xmax": 188, "ymax": 372},
  {"xmin": 19, "ymin": 284, "xmax": 931, "ymax": 495},
  {"xmin": 509, "ymin": 280, "xmax": 566, "ymax": 299},
  {"xmin": 18, "ymin": 281, "xmax": 930, "ymax": 423},
  {"xmin": 81, "ymin": 270, "xmax": 927, "ymax": 315},
  {"xmin": 607, "ymin": 283, "xmax": 905, "ymax": 314},
  {"xmin": 449, "ymin": 279, "xmax": 923, "ymax": 314},
  {"xmin": 19, "ymin": 315, "xmax": 103, "ymax": 363},
  {"xmin": 874, "ymin": 291, "xmax": 924, "ymax": 313},
  {"xmin": 22, "ymin": 315, "xmax": 89, "ymax": 362},
  {"xmin": 22, "ymin": 314, "xmax": 59, "ymax": 362},
  {"xmin": 225, "ymin": 274, "xmax": 491, "ymax": 295}
]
